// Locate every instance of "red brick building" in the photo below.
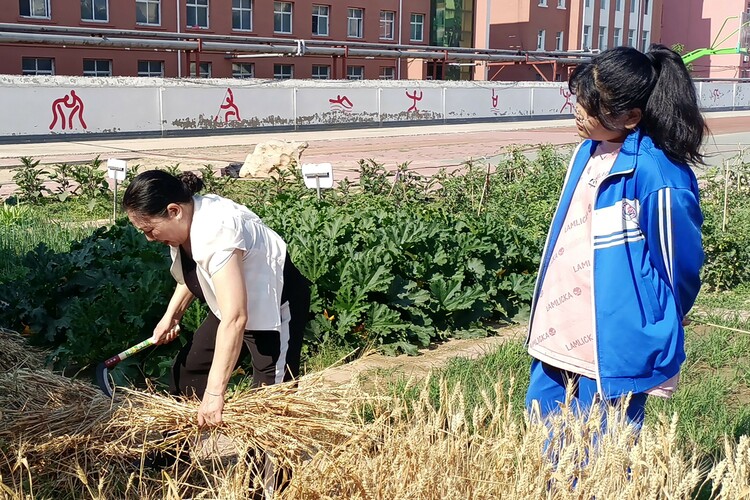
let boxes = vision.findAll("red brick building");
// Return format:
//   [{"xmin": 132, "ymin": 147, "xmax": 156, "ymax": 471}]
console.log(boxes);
[
  {"xmin": 474, "ymin": 0, "xmax": 663, "ymax": 81},
  {"xmin": 1, "ymin": 0, "xmax": 431, "ymax": 79}
]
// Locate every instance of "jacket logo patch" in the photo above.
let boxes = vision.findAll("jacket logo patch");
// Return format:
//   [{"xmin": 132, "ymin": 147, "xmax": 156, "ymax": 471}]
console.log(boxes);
[{"xmin": 622, "ymin": 201, "xmax": 637, "ymax": 221}]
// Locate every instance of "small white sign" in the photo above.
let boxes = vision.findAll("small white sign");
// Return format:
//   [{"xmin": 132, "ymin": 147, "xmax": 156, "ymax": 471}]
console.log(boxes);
[
  {"xmin": 301, "ymin": 163, "xmax": 334, "ymax": 189},
  {"xmin": 107, "ymin": 158, "xmax": 128, "ymax": 181}
]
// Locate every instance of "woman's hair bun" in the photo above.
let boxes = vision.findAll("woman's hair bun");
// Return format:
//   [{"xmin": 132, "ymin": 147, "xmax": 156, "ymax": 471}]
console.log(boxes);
[{"xmin": 179, "ymin": 171, "xmax": 205, "ymax": 195}]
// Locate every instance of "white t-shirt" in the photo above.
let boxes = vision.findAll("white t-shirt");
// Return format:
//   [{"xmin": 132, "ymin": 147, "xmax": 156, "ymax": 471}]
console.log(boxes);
[{"xmin": 169, "ymin": 194, "xmax": 288, "ymax": 331}]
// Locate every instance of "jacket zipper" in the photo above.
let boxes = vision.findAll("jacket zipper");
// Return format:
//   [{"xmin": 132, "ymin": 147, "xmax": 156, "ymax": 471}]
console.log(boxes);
[{"xmin": 591, "ymin": 167, "xmax": 635, "ymax": 397}]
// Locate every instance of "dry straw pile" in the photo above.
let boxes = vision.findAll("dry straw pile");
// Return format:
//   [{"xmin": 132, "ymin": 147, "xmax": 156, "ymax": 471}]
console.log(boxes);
[{"xmin": 2, "ymin": 330, "xmax": 750, "ymax": 499}]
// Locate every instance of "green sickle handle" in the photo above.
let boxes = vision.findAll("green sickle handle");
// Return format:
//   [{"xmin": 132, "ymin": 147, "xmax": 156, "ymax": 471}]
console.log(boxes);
[{"xmin": 103, "ymin": 337, "xmax": 156, "ymax": 368}]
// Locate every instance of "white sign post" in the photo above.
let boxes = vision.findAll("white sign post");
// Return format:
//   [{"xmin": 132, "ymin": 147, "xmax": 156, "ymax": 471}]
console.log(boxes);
[
  {"xmin": 107, "ymin": 159, "xmax": 128, "ymax": 221},
  {"xmin": 301, "ymin": 163, "xmax": 334, "ymax": 200}
]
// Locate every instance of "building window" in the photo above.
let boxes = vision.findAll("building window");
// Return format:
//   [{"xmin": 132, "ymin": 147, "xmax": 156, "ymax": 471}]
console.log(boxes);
[
  {"xmin": 348, "ymin": 8, "xmax": 364, "ymax": 38},
  {"xmin": 274, "ymin": 1, "xmax": 292, "ymax": 33},
  {"xmin": 232, "ymin": 0, "xmax": 252, "ymax": 31},
  {"xmin": 22, "ymin": 57, "xmax": 54, "ymax": 75},
  {"xmin": 232, "ymin": 63, "xmax": 254, "ymax": 78},
  {"xmin": 555, "ymin": 31, "xmax": 564, "ymax": 51},
  {"xmin": 557, "ymin": 0, "xmax": 565, "ymax": 8},
  {"xmin": 600, "ymin": 0, "xmax": 606, "ymax": 9},
  {"xmin": 274, "ymin": 64, "xmax": 293, "ymax": 79},
  {"xmin": 186, "ymin": 0, "xmax": 209, "ymax": 28},
  {"xmin": 598, "ymin": 27, "xmax": 607, "ymax": 49},
  {"xmin": 312, "ymin": 5, "xmax": 329, "ymax": 36},
  {"xmin": 347, "ymin": 65, "xmax": 364, "ymax": 80},
  {"xmin": 539, "ymin": 0, "xmax": 547, "ymax": 6},
  {"xmin": 644, "ymin": 0, "xmax": 649, "ymax": 15},
  {"xmin": 312, "ymin": 65, "xmax": 330, "ymax": 79},
  {"xmin": 613, "ymin": 27, "xmax": 621, "ymax": 46},
  {"xmin": 380, "ymin": 11, "xmax": 395, "ymax": 40},
  {"xmin": 20, "ymin": 0, "xmax": 50, "ymax": 18},
  {"xmin": 585, "ymin": 0, "xmax": 590, "ymax": 7},
  {"xmin": 641, "ymin": 30, "xmax": 650, "ymax": 51},
  {"xmin": 615, "ymin": 0, "xmax": 622, "ymax": 11},
  {"xmin": 83, "ymin": 59, "xmax": 112, "ymax": 77},
  {"xmin": 410, "ymin": 13, "xmax": 424, "ymax": 42},
  {"xmin": 630, "ymin": 0, "xmax": 635, "ymax": 12},
  {"xmin": 81, "ymin": 0, "xmax": 108, "ymax": 21},
  {"xmin": 583, "ymin": 25, "xmax": 591, "ymax": 50},
  {"xmin": 136, "ymin": 0, "xmax": 160, "ymax": 25},
  {"xmin": 537, "ymin": 29, "xmax": 546, "ymax": 50},
  {"xmin": 379, "ymin": 66, "xmax": 395, "ymax": 80},
  {"xmin": 627, "ymin": 29, "xmax": 635, "ymax": 47},
  {"xmin": 189, "ymin": 61, "xmax": 211, "ymax": 77},
  {"xmin": 138, "ymin": 60, "xmax": 164, "ymax": 77}
]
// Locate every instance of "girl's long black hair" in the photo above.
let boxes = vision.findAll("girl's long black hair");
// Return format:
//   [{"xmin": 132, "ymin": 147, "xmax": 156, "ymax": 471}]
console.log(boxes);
[{"xmin": 569, "ymin": 44, "xmax": 707, "ymax": 165}]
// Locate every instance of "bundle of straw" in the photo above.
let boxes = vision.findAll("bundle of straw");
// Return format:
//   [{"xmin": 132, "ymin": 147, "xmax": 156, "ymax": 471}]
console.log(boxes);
[
  {"xmin": 0, "ymin": 367, "xmax": 361, "ymax": 473},
  {"xmin": 109, "ymin": 378, "xmax": 359, "ymax": 464},
  {"xmin": 0, "ymin": 327, "xmax": 46, "ymax": 372}
]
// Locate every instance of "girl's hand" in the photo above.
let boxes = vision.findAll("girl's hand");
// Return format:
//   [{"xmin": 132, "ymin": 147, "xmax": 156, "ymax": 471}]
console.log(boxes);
[
  {"xmin": 198, "ymin": 392, "xmax": 225, "ymax": 428},
  {"xmin": 153, "ymin": 316, "xmax": 181, "ymax": 345}
]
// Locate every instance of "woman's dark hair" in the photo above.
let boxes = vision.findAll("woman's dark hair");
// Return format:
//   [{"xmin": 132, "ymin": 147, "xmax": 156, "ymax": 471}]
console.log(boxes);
[
  {"xmin": 569, "ymin": 44, "xmax": 706, "ymax": 164},
  {"xmin": 122, "ymin": 170, "xmax": 204, "ymax": 216}
]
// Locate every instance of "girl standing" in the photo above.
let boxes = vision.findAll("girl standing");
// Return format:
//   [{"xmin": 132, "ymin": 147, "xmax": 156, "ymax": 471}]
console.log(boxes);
[{"xmin": 525, "ymin": 45, "xmax": 706, "ymax": 425}]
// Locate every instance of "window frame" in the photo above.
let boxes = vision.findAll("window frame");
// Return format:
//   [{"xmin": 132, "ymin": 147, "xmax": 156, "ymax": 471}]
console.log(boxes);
[
  {"xmin": 346, "ymin": 65, "xmax": 364, "ymax": 80},
  {"xmin": 410, "ymin": 13, "xmax": 424, "ymax": 42},
  {"xmin": 379, "ymin": 66, "xmax": 395, "ymax": 80},
  {"xmin": 380, "ymin": 11, "xmax": 395, "ymax": 40},
  {"xmin": 312, "ymin": 5, "xmax": 329, "ymax": 37},
  {"xmin": 232, "ymin": 62, "xmax": 255, "ymax": 78},
  {"xmin": 232, "ymin": 0, "xmax": 253, "ymax": 31},
  {"xmin": 311, "ymin": 65, "xmax": 331, "ymax": 79},
  {"xmin": 557, "ymin": 0, "xmax": 565, "ymax": 8},
  {"xmin": 274, "ymin": 1, "xmax": 293, "ymax": 34},
  {"xmin": 583, "ymin": 25, "xmax": 591, "ymax": 50},
  {"xmin": 613, "ymin": 27, "xmax": 621, "ymax": 47},
  {"xmin": 81, "ymin": 0, "xmax": 108, "ymax": 22},
  {"xmin": 21, "ymin": 57, "xmax": 54, "ymax": 75},
  {"xmin": 136, "ymin": 0, "xmax": 161, "ymax": 26},
  {"xmin": 20, "ymin": 0, "xmax": 50, "ymax": 19},
  {"xmin": 189, "ymin": 61, "xmax": 212, "ymax": 78},
  {"xmin": 598, "ymin": 26, "xmax": 607, "ymax": 50},
  {"xmin": 137, "ymin": 60, "xmax": 164, "ymax": 77},
  {"xmin": 274, "ymin": 63, "xmax": 294, "ymax": 79},
  {"xmin": 555, "ymin": 31, "xmax": 564, "ymax": 51},
  {"xmin": 83, "ymin": 59, "xmax": 112, "ymax": 77},
  {"xmin": 537, "ymin": 29, "xmax": 546, "ymax": 50},
  {"xmin": 186, "ymin": 0, "xmax": 209, "ymax": 29},
  {"xmin": 347, "ymin": 8, "xmax": 364, "ymax": 38},
  {"xmin": 539, "ymin": 0, "xmax": 547, "ymax": 6}
]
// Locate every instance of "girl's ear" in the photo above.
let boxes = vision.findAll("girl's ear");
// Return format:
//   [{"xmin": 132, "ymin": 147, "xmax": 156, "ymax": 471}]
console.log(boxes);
[{"xmin": 624, "ymin": 108, "xmax": 643, "ymax": 130}]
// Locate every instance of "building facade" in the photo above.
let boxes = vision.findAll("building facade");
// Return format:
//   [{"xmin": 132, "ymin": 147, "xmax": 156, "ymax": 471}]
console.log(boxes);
[
  {"xmin": 661, "ymin": 0, "xmax": 750, "ymax": 78},
  {"xmin": 2, "ymin": 0, "xmax": 431, "ymax": 79},
  {"xmin": 475, "ymin": 0, "xmax": 662, "ymax": 81}
]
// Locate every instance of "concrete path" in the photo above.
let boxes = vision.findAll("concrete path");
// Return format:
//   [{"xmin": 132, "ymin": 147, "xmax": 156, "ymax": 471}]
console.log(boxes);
[{"xmin": 1, "ymin": 110, "xmax": 749, "ymax": 198}]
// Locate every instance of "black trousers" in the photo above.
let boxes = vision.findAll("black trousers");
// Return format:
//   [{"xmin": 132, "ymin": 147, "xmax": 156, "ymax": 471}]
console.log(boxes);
[{"xmin": 169, "ymin": 257, "xmax": 311, "ymax": 398}]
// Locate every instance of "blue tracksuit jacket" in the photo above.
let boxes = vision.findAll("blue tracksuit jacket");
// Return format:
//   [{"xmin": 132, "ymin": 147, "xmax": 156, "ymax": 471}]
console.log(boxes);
[{"xmin": 526, "ymin": 130, "xmax": 704, "ymax": 399}]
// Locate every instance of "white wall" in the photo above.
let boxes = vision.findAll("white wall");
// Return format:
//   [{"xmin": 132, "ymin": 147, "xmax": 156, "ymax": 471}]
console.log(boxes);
[{"xmin": 0, "ymin": 76, "xmax": 746, "ymax": 140}]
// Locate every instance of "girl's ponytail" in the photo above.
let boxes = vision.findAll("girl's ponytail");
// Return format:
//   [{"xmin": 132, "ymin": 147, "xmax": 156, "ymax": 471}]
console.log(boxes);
[{"xmin": 641, "ymin": 44, "xmax": 706, "ymax": 165}]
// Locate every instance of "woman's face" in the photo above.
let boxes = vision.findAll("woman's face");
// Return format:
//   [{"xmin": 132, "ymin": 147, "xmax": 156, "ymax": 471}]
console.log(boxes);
[
  {"xmin": 574, "ymin": 103, "xmax": 632, "ymax": 143},
  {"xmin": 128, "ymin": 204, "xmax": 188, "ymax": 247}
]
